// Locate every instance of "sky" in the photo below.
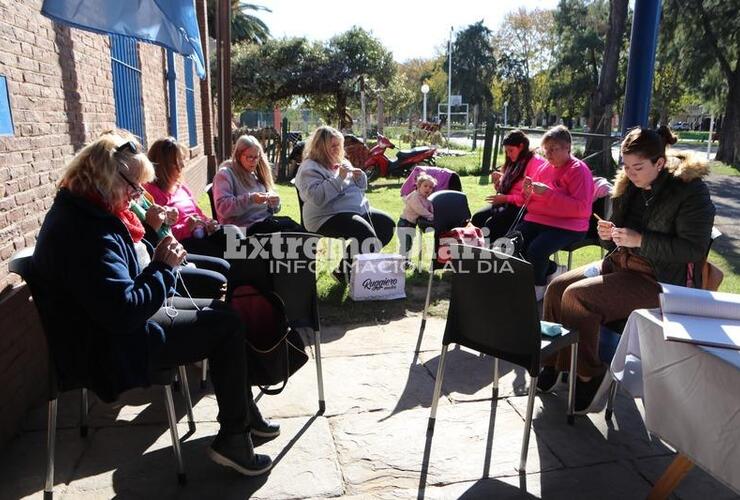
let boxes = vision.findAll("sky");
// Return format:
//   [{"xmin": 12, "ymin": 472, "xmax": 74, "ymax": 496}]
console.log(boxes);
[{"xmin": 260, "ymin": 0, "xmax": 560, "ymax": 63}]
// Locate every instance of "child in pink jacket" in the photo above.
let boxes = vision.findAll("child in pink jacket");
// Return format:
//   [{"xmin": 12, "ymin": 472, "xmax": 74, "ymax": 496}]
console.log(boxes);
[{"xmin": 397, "ymin": 173, "xmax": 436, "ymax": 258}]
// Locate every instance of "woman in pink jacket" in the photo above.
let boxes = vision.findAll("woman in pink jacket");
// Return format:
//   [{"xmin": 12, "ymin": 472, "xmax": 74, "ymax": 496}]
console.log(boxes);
[
  {"xmin": 471, "ymin": 130, "xmax": 544, "ymax": 242},
  {"xmin": 517, "ymin": 125, "xmax": 594, "ymax": 301}
]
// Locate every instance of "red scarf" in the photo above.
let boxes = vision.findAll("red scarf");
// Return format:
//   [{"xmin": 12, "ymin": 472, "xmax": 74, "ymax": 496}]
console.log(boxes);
[
  {"xmin": 82, "ymin": 190, "xmax": 145, "ymax": 243},
  {"xmin": 116, "ymin": 207, "xmax": 146, "ymax": 243}
]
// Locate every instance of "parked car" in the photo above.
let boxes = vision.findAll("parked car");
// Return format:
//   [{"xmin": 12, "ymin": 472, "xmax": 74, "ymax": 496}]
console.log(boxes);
[{"xmin": 671, "ymin": 122, "xmax": 690, "ymax": 131}]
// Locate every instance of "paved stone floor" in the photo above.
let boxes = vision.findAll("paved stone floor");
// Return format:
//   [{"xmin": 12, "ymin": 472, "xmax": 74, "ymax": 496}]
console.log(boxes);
[{"xmin": 0, "ymin": 316, "xmax": 737, "ymax": 499}]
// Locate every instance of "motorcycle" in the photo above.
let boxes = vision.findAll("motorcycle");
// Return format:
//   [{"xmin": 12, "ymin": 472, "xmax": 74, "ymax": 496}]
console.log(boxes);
[{"xmin": 344, "ymin": 134, "xmax": 437, "ymax": 182}]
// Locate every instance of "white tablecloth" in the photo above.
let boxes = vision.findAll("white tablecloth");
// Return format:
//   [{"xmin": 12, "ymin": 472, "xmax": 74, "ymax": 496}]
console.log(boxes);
[{"xmin": 609, "ymin": 308, "xmax": 740, "ymax": 493}]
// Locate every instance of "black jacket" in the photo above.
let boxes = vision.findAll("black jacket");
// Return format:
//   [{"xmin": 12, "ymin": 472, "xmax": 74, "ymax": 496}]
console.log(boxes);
[
  {"xmin": 33, "ymin": 189, "xmax": 176, "ymax": 402},
  {"xmin": 609, "ymin": 153, "xmax": 715, "ymax": 287}
]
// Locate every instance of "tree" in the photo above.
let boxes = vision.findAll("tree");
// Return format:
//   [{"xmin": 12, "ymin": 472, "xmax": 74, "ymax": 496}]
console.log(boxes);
[
  {"xmin": 550, "ymin": 0, "xmax": 610, "ymax": 125},
  {"xmin": 230, "ymin": 28, "xmax": 395, "ymax": 129},
  {"xmin": 495, "ymin": 8, "xmax": 555, "ymax": 125},
  {"xmin": 584, "ymin": 0, "xmax": 628, "ymax": 178},
  {"xmin": 207, "ymin": 1, "xmax": 271, "ymax": 44},
  {"xmin": 683, "ymin": 0, "xmax": 740, "ymax": 165},
  {"xmin": 445, "ymin": 22, "xmax": 496, "ymax": 126}
]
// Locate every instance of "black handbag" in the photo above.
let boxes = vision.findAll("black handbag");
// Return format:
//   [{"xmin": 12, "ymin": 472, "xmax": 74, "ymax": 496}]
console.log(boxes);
[{"xmin": 230, "ymin": 286, "xmax": 309, "ymax": 395}]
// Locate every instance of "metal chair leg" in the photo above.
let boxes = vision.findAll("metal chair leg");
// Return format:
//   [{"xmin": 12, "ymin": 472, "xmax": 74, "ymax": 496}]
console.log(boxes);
[
  {"xmin": 80, "ymin": 388, "xmax": 88, "ymax": 437},
  {"xmin": 519, "ymin": 376, "xmax": 538, "ymax": 472},
  {"xmin": 314, "ymin": 329, "xmax": 326, "ymax": 414},
  {"xmin": 178, "ymin": 366, "xmax": 196, "ymax": 434},
  {"xmin": 163, "ymin": 385, "xmax": 187, "ymax": 485},
  {"xmin": 200, "ymin": 359, "xmax": 208, "ymax": 389},
  {"xmin": 428, "ymin": 345, "xmax": 448, "ymax": 431},
  {"xmin": 44, "ymin": 399, "xmax": 58, "ymax": 500},
  {"xmin": 567, "ymin": 343, "xmax": 578, "ymax": 425},
  {"xmin": 492, "ymin": 357, "xmax": 500, "ymax": 396},
  {"xmin": 605, "ymin": 379, "xmax": 618, "ymax": 421},
  {"xmin": 419, "ymin": 265, "xmax": 434, "ymax": 342},
  {"xmin": 567, "ymin": 251, "xmax": 574, "ymax": 271},
  {"xmin": 416, "ymin": 229, "xmax": 423, "ymax": 272}
]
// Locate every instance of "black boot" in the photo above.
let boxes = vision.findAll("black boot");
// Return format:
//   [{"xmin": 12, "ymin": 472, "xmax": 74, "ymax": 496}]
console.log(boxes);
[
  {"xmin": 248, "ymin": 396, "xmax": 281, "ymax": 438},
  {"xmin": 208, "ymin": 432, "xmax": 272, "ymax": 476}
]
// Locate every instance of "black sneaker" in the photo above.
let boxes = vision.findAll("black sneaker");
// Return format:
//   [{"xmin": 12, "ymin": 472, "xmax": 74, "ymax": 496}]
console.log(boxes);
[
  {"xmin": 208, "ymin": 433, "xmax": 273, "ymax": 476},
  {"xmin": 332, "ymin": 267, "xmax": 347, "ymax": 285},
  {"xmin": 574, "ymin": 371, "xmax": 606, "ymax": 414},
  {"xmin": 536, "ymin": 366, "xmax": 560, "ymax": 393},
  {"xmin": 248, "ymin": 398, "xmax": 280, "ymax": 439}
]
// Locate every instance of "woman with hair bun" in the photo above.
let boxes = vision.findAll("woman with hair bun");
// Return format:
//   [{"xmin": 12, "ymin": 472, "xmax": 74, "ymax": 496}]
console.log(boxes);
[{"xmin": 538, "ymin": 125, "xmax": 715, "ymax": 413}]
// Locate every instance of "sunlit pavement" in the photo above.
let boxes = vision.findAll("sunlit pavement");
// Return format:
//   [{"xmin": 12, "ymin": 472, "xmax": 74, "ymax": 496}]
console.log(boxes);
[{"xmin": 0, "ymin": 316, "xmax": 736, "ymax": 499}]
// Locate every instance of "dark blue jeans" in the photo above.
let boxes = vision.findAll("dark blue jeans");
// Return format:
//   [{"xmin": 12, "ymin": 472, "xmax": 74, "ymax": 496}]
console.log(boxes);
[{"xmin": 516, "ymin": 221, "xmax": 586, "ymax": 285}]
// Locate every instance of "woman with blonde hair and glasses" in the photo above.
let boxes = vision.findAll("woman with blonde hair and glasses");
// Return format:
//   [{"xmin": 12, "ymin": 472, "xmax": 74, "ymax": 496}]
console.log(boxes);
[
  {"xmin": 295, "ymin": 126, "xmax": 395, "ymax": 282},
  {"xmin": 213, "ymin": 134, "xmax": 302, "ymax": 235},
  {"xmin": 33, "ymin": 131, "xmax": 274, "ymax": 477}
]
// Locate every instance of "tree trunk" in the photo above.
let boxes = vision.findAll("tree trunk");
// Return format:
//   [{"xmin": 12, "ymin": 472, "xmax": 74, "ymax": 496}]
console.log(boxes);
[
  {"xmin": 585, "ymin": 0, "xmax": 628, "ymax": 178},
  {"xmin": 336, "ymin": 92, "xmax": 351, "ymax": 131},
  {"xmin": 715, "ymin": 68, "xmax": 740, "ymax": 166}
]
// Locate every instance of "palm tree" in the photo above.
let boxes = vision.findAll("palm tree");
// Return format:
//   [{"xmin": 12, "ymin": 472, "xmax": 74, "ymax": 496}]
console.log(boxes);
[{"xmin": 207, "ymin": 0, "xmax": 271, "ymax": 44}]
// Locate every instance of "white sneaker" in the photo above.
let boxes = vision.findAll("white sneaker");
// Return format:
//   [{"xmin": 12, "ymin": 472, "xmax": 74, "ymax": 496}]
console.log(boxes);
[
  {"xmin": 535, "ymin": 285, "xmax": 547, "ymax": 302},
  {"xmin": 547, "ymin": 264, "xmax": 567, "ymax": 284}
]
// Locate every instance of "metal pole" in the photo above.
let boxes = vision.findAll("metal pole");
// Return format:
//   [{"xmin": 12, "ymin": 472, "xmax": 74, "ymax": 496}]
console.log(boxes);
[
  {"xmin": 504, "ymin": 101, "xmax": 508, "ymax": 127},
  {"xmin": 423, "ymin": 93, "xmax": 427, "ymax": 123},
  {"xmin": 621, "ymin": 0, "xmax": 662, "ymax": 134},
  {"xmin": 447, "ymin": 26, "xmax": 453, "ymax": 147},
  {"xmin": 707, "ymin": 113, "xmax": 714, "ymax": 160}
]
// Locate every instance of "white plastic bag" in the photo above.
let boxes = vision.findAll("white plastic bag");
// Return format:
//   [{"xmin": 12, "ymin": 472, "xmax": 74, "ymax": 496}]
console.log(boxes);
[{"xmin": 349, "ymin": 253, "xmax": 406, "ymax": 301}]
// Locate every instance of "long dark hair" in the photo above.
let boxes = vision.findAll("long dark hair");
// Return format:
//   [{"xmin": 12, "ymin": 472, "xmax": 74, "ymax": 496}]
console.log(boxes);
[{"xmin": 499, "ymin": 130, "xmax": 533, "ymax": 194}]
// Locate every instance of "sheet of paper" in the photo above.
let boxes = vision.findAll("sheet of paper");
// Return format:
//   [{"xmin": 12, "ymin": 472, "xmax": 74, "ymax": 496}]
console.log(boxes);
[
  {"xmin": 662, "ymin": 312, "xmax": 740, "ymax": 350},
  {"xmin": 660, "ymin": 283, "xmax": 740, "ymax": 321}
]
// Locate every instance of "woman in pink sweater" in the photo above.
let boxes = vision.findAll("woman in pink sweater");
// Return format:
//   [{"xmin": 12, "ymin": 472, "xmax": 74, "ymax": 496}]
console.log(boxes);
[
  {"xmin": 471, "ymin": 130, "xmax": 544, "ymax": 242},
  {"xmin": 517, "ymin": 125, "xmax": 593, "ymax": 300}
]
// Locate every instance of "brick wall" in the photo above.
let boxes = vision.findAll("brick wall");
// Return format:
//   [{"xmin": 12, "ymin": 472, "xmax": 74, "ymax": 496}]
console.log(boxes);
[{"xmin": 0, "ymin": 0, "xmax": 209, "ymax": 447}]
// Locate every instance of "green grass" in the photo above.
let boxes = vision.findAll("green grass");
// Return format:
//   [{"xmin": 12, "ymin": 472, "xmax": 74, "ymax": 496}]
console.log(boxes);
[
  {"xmin": 710, "ymin": 161, "xmax": 740, "ymax": 176},
  {"xmin": 199, "ymin": 174, "xmax": 739, "ymax": 324}
]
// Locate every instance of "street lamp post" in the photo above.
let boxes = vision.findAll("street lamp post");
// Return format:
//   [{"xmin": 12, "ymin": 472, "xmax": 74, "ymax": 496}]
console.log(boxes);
[
  {"xmin": 421, "ymin": 83, "xmax": 429, "ymax": 122},
  {"xmin": 503, "ymin": 100, "xmax": 509, "ymax": 127},
  {"xmin": 447, "ymin": 26, "xmax": 453, "ymax": 146}
]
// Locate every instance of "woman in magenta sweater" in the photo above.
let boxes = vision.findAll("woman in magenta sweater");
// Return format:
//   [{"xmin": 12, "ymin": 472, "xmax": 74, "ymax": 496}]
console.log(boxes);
[
  {"xmin": 471, "ymin": 130, "xmax": 545, "ymax": 242},
  {"xmin": 517, "ymin": 125, "xmax": 594, "ymax": 301}
]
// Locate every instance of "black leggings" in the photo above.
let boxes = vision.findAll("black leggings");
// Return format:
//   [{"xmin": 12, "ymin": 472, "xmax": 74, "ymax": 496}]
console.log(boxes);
[
  {"xmin": 177, "ymin": 254, "xmax": 229, "ymax": 299},
  {"xmin": 471, "ymin": 203, "xmax": 523, "ymax": 242},
  {"xmin": 149, "ymin": 297, "xmax": 249, "ymax": 434},
  {"xmin": 246, "ymin": 216, "xmax": 304, "ymax": 236},
  {"xmin": 316, "ymin": 208, "xmax": 395, "ymax": 270}
]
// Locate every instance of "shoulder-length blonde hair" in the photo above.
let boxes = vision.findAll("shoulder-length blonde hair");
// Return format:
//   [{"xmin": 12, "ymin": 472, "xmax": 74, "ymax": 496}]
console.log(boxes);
[
  {"xmin": 147, "ymin": 136, "xmax": 188, "ymax": 191},
  {"xmin": 59, "ymin": 130, "xmax": 154, "ymax": 210},
  {"xmin": 229, "ymin": 135, "xmax": 275, "ymax": 191},
  {"xmin": 303, "ymin": 126, "xmax": 344, "ymax": 169}
]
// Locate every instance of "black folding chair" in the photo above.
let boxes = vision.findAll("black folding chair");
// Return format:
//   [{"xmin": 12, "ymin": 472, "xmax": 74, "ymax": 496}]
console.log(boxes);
[
  {"xmin": 254, "ymin": 232, "xmax": 326, "ymax": 413},
  {"xmin": 427, "ymin": 245, "xmax": 579, "ymax": 472},
  {"xmin": 418, "ymin": 190, "xmax": 471, "ymax": 342},
  {"xmin": 9, "ymin": 247, "xmax": 194, "ymax": 498}
]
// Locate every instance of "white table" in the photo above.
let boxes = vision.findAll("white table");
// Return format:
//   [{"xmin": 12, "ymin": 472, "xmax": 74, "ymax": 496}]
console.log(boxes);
[{"xmin": 609, "ymin": 308, "xmax": 740, "ymax": 495}]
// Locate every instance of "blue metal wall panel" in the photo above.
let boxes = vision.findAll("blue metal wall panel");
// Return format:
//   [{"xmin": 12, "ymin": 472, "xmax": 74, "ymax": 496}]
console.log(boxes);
[
  {"xmin": 184, "ymin": 57, "xmax": 197, "ymax": 147},
  {"xmin": 110, "ymin": 35, "xmax": 145, "ymax": 143},
  {"xmin": 166, "ymin": 50, "xmax": 178, "ymax": 139}
]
